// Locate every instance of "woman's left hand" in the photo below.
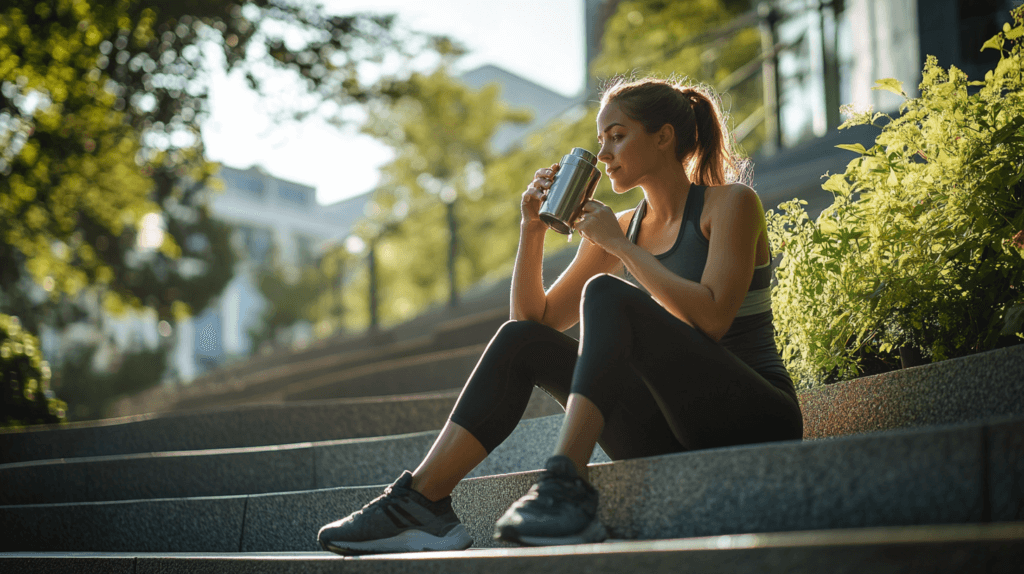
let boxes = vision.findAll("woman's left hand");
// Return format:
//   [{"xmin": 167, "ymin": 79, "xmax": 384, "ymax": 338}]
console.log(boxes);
[{"xmin": 575, "ymin": 200, "xmax": 626, "ymax": 254}]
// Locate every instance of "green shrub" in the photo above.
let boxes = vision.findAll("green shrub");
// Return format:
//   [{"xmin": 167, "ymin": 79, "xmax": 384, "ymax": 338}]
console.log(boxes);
[
  {"xmin": 768, "ymin": 7, "xmax": 1024, "ymax": 386},
  {"xmin": 1, "ymin": 314, "xmax": 66, "ymax": 427}
]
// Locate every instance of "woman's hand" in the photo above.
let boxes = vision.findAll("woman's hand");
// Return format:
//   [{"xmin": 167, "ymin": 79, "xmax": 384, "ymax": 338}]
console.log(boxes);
[
  {"xmin": 575, "ymin": 199, "xmax": 628, "ymax": 254},
  {"xmin": 521, "ymin": 164, "xmax": 559, "ymax": 226}
]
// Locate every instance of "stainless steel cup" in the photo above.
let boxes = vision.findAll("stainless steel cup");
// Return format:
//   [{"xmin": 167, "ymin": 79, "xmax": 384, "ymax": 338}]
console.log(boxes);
[{"xmin": 539, "ymin": 148, "xmax": 602, "ymax": 235}]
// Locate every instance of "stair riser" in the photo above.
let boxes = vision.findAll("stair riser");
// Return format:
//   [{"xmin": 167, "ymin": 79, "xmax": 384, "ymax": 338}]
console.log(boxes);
[
  {"xmin": 0, "ymin": 416, "xmax": 593, "ymax": 505},
  {"xmin": 282, "ymin": 352, "xmax": 482, "ymax": 402},
  {"xmin": 5, "ymin": 344, "xmax": 1022, "ymax": 466},
  {"xmin": 3, "ymin": 418, "xmax": 1020, "ymax": 553},
  {"xmin": 0, "ymin": 394, "xmax": 460, "ymax": 465}
]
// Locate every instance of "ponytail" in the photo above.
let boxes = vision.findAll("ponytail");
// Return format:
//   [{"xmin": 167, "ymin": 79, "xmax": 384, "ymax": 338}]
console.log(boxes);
[{"xmin": 600, "ymin": 78, "xmax": 747, "ymax": 186}]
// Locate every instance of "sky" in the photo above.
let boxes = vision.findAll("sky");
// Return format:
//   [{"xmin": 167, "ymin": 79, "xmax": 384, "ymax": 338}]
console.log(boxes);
[{"xmin": 201, "ymin": 0, "xmax": 587, "ymax": 206}]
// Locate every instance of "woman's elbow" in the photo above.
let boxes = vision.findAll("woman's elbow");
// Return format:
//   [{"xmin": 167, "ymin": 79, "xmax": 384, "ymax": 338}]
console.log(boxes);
[{"xmin": 698, "ymin": 310, "xmax": 737, "ymax": 343}]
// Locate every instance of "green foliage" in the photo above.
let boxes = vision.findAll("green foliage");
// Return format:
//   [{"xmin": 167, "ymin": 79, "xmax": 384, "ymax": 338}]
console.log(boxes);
[
  {"xmin": 0, "ymin": 0, "xmax": 443, "ymax": 323},
  {"xmin": 326, "ymin": 68, "xmax": 532, "ymax": 328},
  {"xmin": 0, "ymin": 0, "xmax": 458, "ymax": 404},
  {"xmin": 767, "ymin": 7, "xmax": 1024, "ymax": 386},
  {"xmin": 594, "ymin": 0, "xmax": 763, "ymax": 151},
  {"xmin": 1, "ymin": 314, "xmax": 65, "ymax": 427}
]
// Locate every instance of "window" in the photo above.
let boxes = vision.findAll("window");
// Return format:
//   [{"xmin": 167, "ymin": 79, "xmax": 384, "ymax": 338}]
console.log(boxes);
[
  {"xmin": 278, "ymin": 182, "xmax": 311, "ymax": 206},
  {"xmin": 222, "ymin": 170, "xmax": 265, "ymax": 197},
  {"xmin": 236, "ymin": 225, "xmax": 273, "ymax": 265}
]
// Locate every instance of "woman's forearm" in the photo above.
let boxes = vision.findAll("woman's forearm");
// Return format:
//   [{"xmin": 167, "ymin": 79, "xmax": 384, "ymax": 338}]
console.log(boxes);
[{"xmin": 510, "ymin": 220, "xmax": 548, "ymax": 321}]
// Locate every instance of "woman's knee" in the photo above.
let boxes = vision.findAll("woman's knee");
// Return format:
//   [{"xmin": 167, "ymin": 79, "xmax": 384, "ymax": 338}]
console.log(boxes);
[
  {"xmin": 489, "ymin": 319, "xmax": 558, "ymax": 349},
  {"xmin": 581, "ymin": 273, "xmax": 640, "ymax": 313}
]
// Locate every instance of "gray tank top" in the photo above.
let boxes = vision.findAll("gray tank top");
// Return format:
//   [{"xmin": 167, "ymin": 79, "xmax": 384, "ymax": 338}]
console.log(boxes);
[{"xmin": 623, "ymin": 186, "xmax": 793, "ymax": 391}]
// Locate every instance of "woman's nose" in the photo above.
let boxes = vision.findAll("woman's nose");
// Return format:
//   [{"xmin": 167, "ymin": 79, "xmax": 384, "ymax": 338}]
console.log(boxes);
[{"xmin": 597, "ymin": 142, "xmax": 612, "ymax": 163}]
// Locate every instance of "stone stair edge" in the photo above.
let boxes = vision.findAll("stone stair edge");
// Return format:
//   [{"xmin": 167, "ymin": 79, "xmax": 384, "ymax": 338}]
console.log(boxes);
[
  {"xmin": 166, "ymin": 334, "xmax": 438, "ymax": 409},
  {"xmin": 141, "ymin": 305, "xmax": 513, "ymax": 415},
  {"xmin": 0, "ymin": 415, "xmax": 591, "ymax": 505},
  {"xmin": 37, "ymin": 340, "xmax": 1024, "ymax": 436},
  {"xmin": 2, "ymin": 415, "xmax": 1021, "ymax": 553},
  {"xmin": 6, "ymin": 521, "xmax": 1024, "ymax": 556},
  {"xmin": 1, "ymin": 340, "xmax": 1021, "ymax": 471},
  {"xmin": 265, "ymin": 344, "xmax": 486, "ymax": 404},
  {"xmin": 4, "ymin": 341, "xmax": 1021, "ymax": 455},
  {"xmin": 0, "ymin": 388, "xmax": 463, "ymax": 436}
]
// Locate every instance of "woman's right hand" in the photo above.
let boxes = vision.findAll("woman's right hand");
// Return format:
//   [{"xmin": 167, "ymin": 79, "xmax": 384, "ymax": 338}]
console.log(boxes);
[{"xmin": 521, "ymin": 163, "xmax": 559, "ymax": 226}]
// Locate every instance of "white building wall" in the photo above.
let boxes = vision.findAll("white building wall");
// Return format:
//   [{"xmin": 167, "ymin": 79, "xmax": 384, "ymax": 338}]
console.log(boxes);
[
  {"xmin": 847, "ymin": 0, "xmax": 921, "ymax": 112},
  {"xmin": 168, "ymin": 165, "xmax": 369, "ymax": 382}
]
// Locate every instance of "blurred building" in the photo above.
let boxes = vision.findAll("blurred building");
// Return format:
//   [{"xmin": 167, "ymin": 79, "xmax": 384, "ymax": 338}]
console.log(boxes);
[
  {"xmin": 460, "ymin": 65, "xmax": 581, "ymax": 153},
  {"xmin": 172, "ymin": 166, "xmax": 370, "ymax": 381}
]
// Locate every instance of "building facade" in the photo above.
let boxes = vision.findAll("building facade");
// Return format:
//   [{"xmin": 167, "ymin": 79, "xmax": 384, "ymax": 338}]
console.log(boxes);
[{"xmin": 172, "ymin": 166, "xmax": 370, "ymax": 381}]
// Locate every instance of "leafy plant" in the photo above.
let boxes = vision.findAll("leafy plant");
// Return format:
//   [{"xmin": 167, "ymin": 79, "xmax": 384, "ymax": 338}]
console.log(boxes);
[
  {"xmin": 1, "ymin": 314, "xmax": 65, "ymax": 427},
  {"xmin": 767, "ymin": 6, "xmax": 1024, "ymax": 386}
]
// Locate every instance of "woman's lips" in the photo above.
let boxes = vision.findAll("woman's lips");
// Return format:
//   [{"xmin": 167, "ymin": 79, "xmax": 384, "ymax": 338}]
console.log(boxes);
[{"xmin": 607, "ymin": 167, "xmax": 619, "ymax": 177}]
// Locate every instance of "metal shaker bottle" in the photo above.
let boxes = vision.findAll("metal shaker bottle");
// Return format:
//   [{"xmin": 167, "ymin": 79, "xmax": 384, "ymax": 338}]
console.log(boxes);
[{"xmin": 538, "ymin": 148, "xmax": 602, "ymax": 235}]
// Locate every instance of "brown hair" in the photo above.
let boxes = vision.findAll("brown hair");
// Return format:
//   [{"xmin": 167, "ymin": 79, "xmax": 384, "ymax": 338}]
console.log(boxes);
[{"xmin": 600, "ymin": 77, "xmax": 747, "ymax": 187}]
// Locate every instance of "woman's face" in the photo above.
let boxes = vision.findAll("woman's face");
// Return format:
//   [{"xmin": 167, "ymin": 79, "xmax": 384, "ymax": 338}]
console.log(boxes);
[{"xmin": 596, "ymin": 101, "xmax": 662, "ymax": 194}]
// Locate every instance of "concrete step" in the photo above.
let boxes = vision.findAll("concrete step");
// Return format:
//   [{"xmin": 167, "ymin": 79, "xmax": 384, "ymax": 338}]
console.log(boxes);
[
  {"xmin": 2, "ymin": 523, "xmax": 1023, "ymax": 573},
  {"xmin": 166, "ymin": 334, "xmax": 439, "ymax": 413},
  {"xmin": 7, "ymin": 342, "xmax": 1024, "ymax": 505},
  {"xmin": 2, "ymin": 416, "xmax": 1021, "ymax": 552},
  {"xmin": 5, "ymin": 343, "xmax": 1022, "ymax": 465},
  {"xmin": 125, "ymin": 307, "xmax": 514, "ymax": 418},
  {"xmin": 0, "ymin": 414, "xmax": 609, "ymax": 505},
  {"xmin": 277, "ymin": 344, "xmax": 486, "ymax": 402},
  {"xmin": 0, "ymin": 387, "xmax": 563, "ymax": 465},
  {"xmin": 172, "ymin": 310, "xmax": 518, "ymax": 411}
]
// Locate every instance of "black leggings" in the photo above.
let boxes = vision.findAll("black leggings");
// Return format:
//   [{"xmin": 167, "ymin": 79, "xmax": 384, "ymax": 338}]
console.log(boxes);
[{"xmin": 449, "ymin": 274, "xmax": 804, "ymax": 461}]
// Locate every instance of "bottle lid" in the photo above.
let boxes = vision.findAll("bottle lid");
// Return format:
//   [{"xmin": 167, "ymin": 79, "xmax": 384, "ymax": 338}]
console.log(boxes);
[{"xmin": 568, "ymin": 148, "xmax": 597, "ymax": 165}]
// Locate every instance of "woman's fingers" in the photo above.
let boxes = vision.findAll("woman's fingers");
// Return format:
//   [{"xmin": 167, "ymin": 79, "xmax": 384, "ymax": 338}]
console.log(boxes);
[{"xmin": 579, "ymin": 199, "xmax": 607, "ymax": 214}]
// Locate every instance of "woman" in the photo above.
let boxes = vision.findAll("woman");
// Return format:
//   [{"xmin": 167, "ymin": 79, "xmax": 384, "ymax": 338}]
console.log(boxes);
[{"xmin": 317, "ymin": 77, "xmax": 804, "ymax": 555}]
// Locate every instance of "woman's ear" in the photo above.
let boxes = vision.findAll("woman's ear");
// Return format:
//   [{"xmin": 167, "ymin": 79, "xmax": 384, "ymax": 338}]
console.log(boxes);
[{"xmin": 657, "ymin": 123, "xmax": 675, "ymax": 150}]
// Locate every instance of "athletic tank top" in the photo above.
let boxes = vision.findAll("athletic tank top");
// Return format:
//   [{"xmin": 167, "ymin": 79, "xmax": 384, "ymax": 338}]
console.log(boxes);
[{"xmin": 623, "ymin": 185, "xmax": 793, "ymax": 391}]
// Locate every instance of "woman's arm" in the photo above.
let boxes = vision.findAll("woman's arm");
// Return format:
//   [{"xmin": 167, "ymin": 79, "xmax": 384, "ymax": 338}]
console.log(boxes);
[
  {"xmin": 509, "ymin": 165, "xmax": 625, "ymax": 331},
  {"xmin": 578, "ymin": 184, "xmax": 763, "ymax": 341}
]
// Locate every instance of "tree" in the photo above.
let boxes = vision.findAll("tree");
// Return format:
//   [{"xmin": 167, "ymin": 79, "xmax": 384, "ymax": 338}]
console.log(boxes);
[
  {"xmin": 0, "ymin": 0, "xmax": 458, "ymax": 416},
  {"xmin": 593, "ymin": 0, "xmax": 764, "ymax": 153},
  {"xmin": 1, "ymin": 0, "xmax": 452, "ymax": 324},
  {"xmin": 329, "ymin": 68, "xmax": 531, "ymax": 328}
]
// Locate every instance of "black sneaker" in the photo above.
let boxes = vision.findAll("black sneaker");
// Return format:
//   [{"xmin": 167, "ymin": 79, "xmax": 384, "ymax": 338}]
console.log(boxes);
[
  {"xmin": 493, "ymin": 455, "xmax": 608, "ymax": 546},
  {"xmin": 318, "ymin": 471, "xmax": 473, "ymax": 556}
]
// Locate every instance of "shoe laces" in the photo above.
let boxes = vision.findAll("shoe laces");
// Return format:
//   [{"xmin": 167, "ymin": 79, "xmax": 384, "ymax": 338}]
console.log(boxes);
[
  {"xmin": 354, "ymin": 483, "xmax": 405, "ymax": 518},
  {"xmin": 533, "ymin": 469, "xmax": 587, "ymax": 503}
]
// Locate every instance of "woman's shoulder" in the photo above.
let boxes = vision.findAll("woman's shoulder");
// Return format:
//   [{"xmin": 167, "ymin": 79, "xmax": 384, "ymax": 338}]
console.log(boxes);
[{"xmin": 704, "ymin": 182, "xmax": 761, "ymax": 213}]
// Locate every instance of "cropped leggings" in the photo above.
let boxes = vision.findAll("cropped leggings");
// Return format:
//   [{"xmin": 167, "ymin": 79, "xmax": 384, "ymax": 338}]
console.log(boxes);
[{"xmin": 449, "ymin": 274, "xmax": 804, "ymax": 460}]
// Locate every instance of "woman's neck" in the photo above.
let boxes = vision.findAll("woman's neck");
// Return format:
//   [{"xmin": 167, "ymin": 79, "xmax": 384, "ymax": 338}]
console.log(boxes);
[{"xmin": 640, "ymin": 162, "xmax": 692, "ymax": 225}]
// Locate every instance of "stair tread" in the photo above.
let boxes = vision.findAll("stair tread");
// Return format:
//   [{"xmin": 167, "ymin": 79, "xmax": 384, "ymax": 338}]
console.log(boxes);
[{"xmin": 3, "ymin": 523, "xmax": 1022, "ymax": 574}]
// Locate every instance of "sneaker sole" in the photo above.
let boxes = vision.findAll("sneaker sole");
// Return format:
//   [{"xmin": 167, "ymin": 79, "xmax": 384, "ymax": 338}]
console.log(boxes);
[
  {"xmin": 495, "ymin": 519, "xmax": 608, "ymax": 547},
  {"xmin": 322, "ymin": 524, "xmax": 473, "ymax": 556}
]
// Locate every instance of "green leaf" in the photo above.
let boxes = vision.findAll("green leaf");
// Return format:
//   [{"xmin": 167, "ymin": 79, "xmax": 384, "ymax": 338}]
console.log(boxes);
[
  {"xmin": 835, "ymin": 143, "xmax": 867, "ymax": 154},
  {"xmin": 991, "ymin": 116, "xmax": 1024, "ymax": 145},
  {"xmin": 872, "ymin": 78, "xmax": 906, "ymax": 97},
  {"xmin": 981, "ymin": 34, "xmax": 1004, "ymax": 52}
]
